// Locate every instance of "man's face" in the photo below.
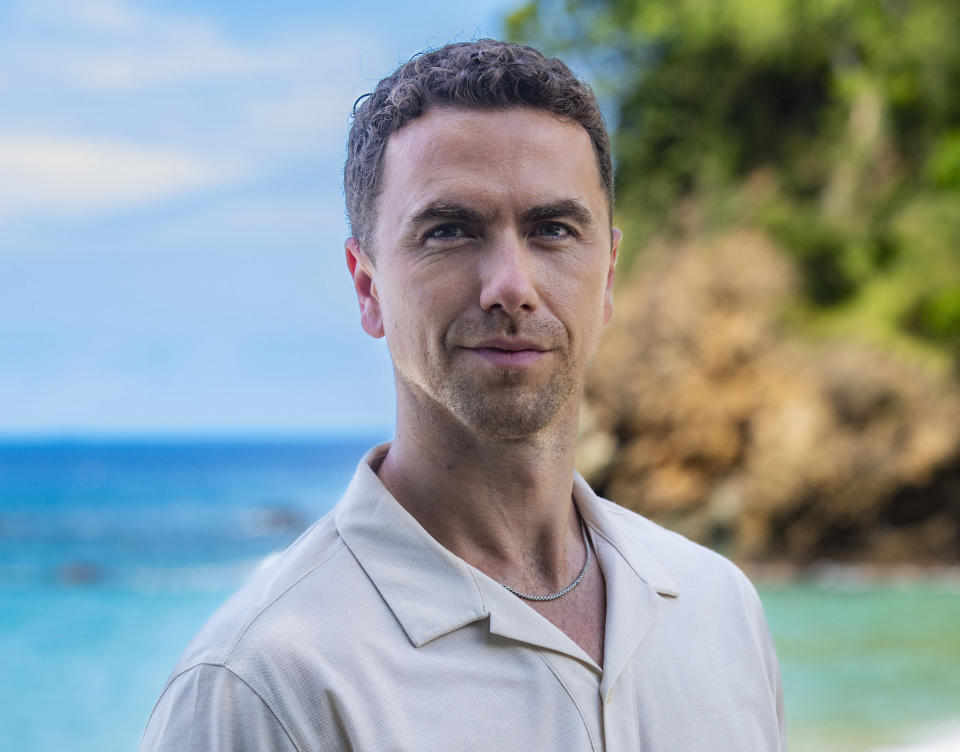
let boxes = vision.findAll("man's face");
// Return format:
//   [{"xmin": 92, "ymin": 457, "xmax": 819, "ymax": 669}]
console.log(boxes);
[{"xmin": 346, "ymin": 106, "xmax": 619, "ymax": 439}]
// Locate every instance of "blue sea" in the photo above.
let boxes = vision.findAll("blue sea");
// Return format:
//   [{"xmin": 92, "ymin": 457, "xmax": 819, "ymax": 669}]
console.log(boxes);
[{"xmin": 1, "ymin": 438, "xmax": 958, "ymax": 752}]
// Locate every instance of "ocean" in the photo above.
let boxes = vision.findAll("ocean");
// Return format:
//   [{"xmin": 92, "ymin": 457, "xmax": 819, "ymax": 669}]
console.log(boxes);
[{"xmin": 1, "ymin": 438, "xmax": 958, "ymax": 752}]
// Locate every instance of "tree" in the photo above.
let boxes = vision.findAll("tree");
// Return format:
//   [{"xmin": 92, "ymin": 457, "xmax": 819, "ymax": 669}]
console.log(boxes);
[{"xmin": 508, "ymin": 0, "xmax": 960, "ymax": 355}]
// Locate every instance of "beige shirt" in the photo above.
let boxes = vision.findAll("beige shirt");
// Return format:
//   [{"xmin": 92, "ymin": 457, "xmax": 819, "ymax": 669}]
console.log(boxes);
[{"xmin": 141, "ymin": 444, "xmax": 785, "ymax": 751}]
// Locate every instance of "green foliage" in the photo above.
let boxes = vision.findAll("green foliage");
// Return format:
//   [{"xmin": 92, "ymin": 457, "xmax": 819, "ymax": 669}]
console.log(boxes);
[
  {"xmin": 507, "ymin": 0, "xmax": 960, "ymax": 357},
  {"xmin": 925, "ymin": 130, "xmax": 960, "ymax": 190},
  {"xmin": 909, "ymin": 288, "xmax": 960, "ymax": 345}
]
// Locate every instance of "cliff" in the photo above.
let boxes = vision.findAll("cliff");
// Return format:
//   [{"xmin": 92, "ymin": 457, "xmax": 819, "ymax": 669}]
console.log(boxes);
[{"xmin": 579, "ymin": 230, "xmax": 960, "ymax": 565}]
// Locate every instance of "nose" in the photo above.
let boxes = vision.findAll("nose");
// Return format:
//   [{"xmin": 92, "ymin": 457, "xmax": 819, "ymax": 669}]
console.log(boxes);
[{"xmin": 478, "ymin": 232, "xmax": 539, "ymax": 316}]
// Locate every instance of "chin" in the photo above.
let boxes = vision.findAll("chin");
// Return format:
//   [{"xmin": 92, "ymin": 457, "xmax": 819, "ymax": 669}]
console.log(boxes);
[
  {"xmin": 398, "ymin": 359, "xmax": 583, "ymax": 439},
  {"xmin": 445, "ymin": 383, "xmax": 574, "ymax": 440}
]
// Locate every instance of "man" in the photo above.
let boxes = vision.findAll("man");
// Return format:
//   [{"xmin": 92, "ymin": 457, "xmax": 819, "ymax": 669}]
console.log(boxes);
[{"xmin": 141, "ymin": 39, "xmax": 784, "ymax": 751}]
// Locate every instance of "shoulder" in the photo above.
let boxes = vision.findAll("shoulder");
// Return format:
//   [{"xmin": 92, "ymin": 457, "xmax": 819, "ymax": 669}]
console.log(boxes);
[
  {"xmin": 597, "ymin": 496, "xmax": 767, "ymax": 621},
  {"xmin": 139, "ymin": 517, "xmax": 348, "ymax": 752},
  {"xmin": 142, "ymin": 509, "xmax": 381, "ymax": 749},
  {"xmin": 165, "ymin": 509, "xmax": 362, "ymax": 677},
  {"xmin": 595, "ymin": 494, "xmax": 785, "ymax": 749},
  {"xmin": 140, "ymin": 662, "xmax": 297, "ymax": 752},
  {"xmin": 598, "ymin": 495, "xmax": 782, "ymax": 695},
  {"xmin": 599, "ymin": 497, "xmax": 746, "ymax": 577},
  {"xmin": 142, "ymin": 492, "xmax": 405, "ymax": 750}
]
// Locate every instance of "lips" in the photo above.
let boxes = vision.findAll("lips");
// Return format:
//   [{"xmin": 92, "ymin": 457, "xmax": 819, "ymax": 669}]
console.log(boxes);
[
  {"xmin": 472, "ymin": 338, "xmax": 547, "ymax": 352},
  {"xmin": 464, "ymin": 338, "xmax": 550, "ymax": 367}
]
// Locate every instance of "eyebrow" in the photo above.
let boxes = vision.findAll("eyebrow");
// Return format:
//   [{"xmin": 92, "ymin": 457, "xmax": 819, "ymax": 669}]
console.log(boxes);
[
  {"xmin": 408, "ymin": 202, "xmax": 490, "ymax": 228},
  {"xmin": 408, "ymin": 199, "xmax": 596, "ymax": 229},
  {"xmin": 522, "ymin": 199, "xmax": 595, "ymax": 228}
]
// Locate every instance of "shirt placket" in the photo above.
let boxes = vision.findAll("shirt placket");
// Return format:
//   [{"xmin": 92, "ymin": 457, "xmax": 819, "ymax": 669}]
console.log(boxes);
[{"xmin": 600, "ymin": 661, "xmax": 637, "ymax": 752}]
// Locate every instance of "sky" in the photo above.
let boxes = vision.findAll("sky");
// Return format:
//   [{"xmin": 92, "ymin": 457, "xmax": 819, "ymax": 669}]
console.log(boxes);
[{"xmin": 0, "ymin": 0, "xmax": 520, "ymax": 437}]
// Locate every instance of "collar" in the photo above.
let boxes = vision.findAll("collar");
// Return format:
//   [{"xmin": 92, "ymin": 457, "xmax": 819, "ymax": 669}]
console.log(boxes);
[
  {"xmin": 335, "ymin": 443, "xmax": 680, "ymax": 663},
  {"xmin": 572, "ymin": 471, "xmax": 679, "ymax": 687},
  {"xmin": 335, "ymin": 443, "xmax": 489, "ymax": 648},
  {"xmin": 571, "ymin": 472, "xmax": 679, "ymax": 599}
]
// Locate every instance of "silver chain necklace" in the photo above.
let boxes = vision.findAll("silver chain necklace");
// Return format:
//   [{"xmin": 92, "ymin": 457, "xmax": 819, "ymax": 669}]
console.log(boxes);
[{"xmin": 497, "ymin": 516, "xmax": 592, "ymax": 602}]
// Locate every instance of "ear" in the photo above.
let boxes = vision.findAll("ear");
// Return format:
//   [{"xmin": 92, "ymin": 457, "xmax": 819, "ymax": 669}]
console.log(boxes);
[
  {"xmin": 345, "ymin": 237, "xmax": 384, "ymax": 338},
  {"xmin": 602, "ymin": 228, "xmax": 621, "ymax": 326}
]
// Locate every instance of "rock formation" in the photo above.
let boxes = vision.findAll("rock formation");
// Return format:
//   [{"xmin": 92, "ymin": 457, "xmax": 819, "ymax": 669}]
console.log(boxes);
[{"xmin": 579, "ymin": 230, "xmax": 960, "ymax": 565}]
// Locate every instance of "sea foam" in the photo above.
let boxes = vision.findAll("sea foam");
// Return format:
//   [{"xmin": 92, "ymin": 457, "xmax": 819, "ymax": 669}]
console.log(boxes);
[{"xmin": 872, "ymin": 724, "xmax": 960, "ymax": 752}]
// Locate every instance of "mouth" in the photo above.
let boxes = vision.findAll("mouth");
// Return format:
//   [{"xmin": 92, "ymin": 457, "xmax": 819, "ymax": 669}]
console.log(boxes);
[{"xmin": 464, "ymin": 339, "xmax": 549, "ymax": 368}]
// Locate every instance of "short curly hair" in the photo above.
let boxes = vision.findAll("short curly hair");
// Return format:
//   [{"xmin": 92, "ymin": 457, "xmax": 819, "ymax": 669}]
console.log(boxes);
[{"xmin": 344, "ymin": 39, "xmax": 613, "ymax": 251}]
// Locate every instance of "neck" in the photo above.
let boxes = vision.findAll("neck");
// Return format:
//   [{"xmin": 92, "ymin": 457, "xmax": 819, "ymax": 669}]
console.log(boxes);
[{"xmin": 376, "ymin": 381, "xmax": 584, "ymax": 592}]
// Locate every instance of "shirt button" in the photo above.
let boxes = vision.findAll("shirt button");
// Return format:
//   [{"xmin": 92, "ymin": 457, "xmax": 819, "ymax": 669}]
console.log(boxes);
[{"xmin": 605, "ymin": 690, "xmax": 614, "ymax": 704}]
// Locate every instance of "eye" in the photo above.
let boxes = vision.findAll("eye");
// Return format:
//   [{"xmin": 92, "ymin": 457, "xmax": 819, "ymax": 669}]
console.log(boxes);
[
  {"xmin": 425, "ymin": 224, "xmax": 468, "ymax": 241},
  {"xmin": 532, "ymin": 222, "xmax": 574, "ymax": 239}
]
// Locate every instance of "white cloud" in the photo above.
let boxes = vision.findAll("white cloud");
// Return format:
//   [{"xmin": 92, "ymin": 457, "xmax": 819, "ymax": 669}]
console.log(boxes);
[
  {"xmin": 24, "ymin": 0, "xmax": 145, "ymax": 33},
  {"xmin": 3, "ymin": 0, "xmax": 388, "ymax": 93},
  {"xmin": 0, "ymin": 0, "xmax": 396, "ymax": 220},
  {"xmin": 0, "ymin": 134, "xmax": 245, "ymax": 219},
  {"xmin": 57, "ymin": 40, "xmax": 273, "ymax": 93},
  {"xmin": 7, "ymin": 0, "xmax": 275, "ymax": 89}
]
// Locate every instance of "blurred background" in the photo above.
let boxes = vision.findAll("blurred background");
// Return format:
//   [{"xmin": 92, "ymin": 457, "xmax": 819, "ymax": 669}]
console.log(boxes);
[{"xmin": 1, "ymin": 0, "xmax": 958, "ymax": 750}]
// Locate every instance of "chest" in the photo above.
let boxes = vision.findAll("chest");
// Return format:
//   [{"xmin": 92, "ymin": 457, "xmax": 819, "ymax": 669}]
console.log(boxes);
[
  {"xmin": 263, "ymin": 614, "xmax": 781, "ymax": 752},
  {"xmin": 526, "ymin": 559, "xmax": 606, "ymax": 666}
]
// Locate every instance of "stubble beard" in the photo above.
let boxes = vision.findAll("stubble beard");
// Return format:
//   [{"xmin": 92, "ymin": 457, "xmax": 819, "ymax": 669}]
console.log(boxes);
[
  {"xmin": 434, "ymin": 355, "xmax": 581, "ymax": 439},
  {"xmin": 422, "ymin": 315, "xmax": 584, "ymax": 439},
  {"xmin": 391, "ymin": 311, "xmax": 592, "ymax": 439}
]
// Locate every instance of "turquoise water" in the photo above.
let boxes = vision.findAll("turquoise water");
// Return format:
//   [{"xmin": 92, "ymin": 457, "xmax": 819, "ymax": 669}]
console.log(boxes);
[
  {"xmin": 1, "ymin": 440, "xmax": 958, "ymax": 751},
  {"xmin": 0, "ymin": 438, "xmax": 374, "ymax": 752},
  {"xmin": 1, "ymin": 585, "xmax": 234, "ymax": 751},
  {"xmin": 761, "ymin": 582, "xmax": 960, "ymax": 751}
]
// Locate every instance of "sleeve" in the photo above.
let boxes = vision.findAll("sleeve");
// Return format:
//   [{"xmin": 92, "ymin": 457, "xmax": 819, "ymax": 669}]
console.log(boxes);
[
  {"xmin": 140, "ymin": 663, "xmax": 298, "ymax": 752},
  {"xmin": 736, "ymin": 572, "xmax": 787, "ymax": 752},
  {"xmin": 757, "ymin": 611, "xmax": 787, "ymax": 752}
]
